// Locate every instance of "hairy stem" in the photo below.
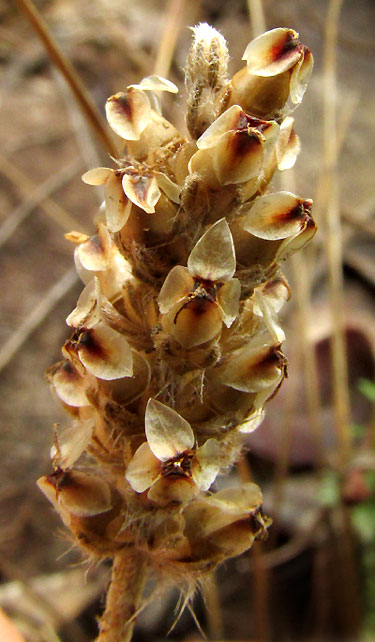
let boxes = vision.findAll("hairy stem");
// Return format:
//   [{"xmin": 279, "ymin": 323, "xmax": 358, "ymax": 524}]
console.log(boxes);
[{"xmin": 97, "ymin": 551, "xmax": 147, "ymax": 642}]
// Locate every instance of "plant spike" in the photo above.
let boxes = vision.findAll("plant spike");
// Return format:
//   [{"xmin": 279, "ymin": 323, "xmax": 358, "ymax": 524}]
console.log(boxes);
[{"xmin": 39, "ymin": 24, "xmax": 315, "ymax": 641}]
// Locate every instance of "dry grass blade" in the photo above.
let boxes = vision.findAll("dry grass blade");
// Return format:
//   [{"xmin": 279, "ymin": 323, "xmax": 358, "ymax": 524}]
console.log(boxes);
[
  {"xmin": 202, "ymin": 573, "xmax": 224, "ymax": 640},
  {"xmin": 13, "ymin": 0, "xmax": 119, "ymax": 159},
  {"xmin": 95, "ymin": 0, "xmax": 152, "ymax": 75},
  {"xmin": 153, "ymin": 0, "xmax": 186, "ymax": 78},
  {"xmin": 322, "ymin": 0, "xmax": 351, "ymax": 466},
  {"xmin": 0, "ymin": 154, "xmax": 84, "ymax": 235},
  {"xmin": 269, "ymin": 320, "xmax": 300, "ymax": 542},
  {"xmin": 247, "ymin": 0, "xmax": 266, "ymax": 38},
  {"xmin": 342, "ymin": 206, "xmax": 375, "ymax": 239},
  {"xmin": 53, "ymin": 70, "xmax": 103, "ymax": 205},
  {"xmin": 251, "ymin": 542, "xmax": 270, "ymax": 642},
  {"xmin": 0, "ymin": 268, "xmax": 77, "ymax": 373},
  {"xmin": 237, "ymin": 454, "xmax": 270, "ymax": 640},
  {"xmin": 291, "ymin": 253, "xmax": 323, "ymax": 463},
  {"xmin": 281, "ymin": 170, "xmax": 323, "ymax": 466},
  {"xmin": 320, "ymin": 2, "xmax": 361, "ymax": 636},
  {"xmin": 0, "ymin": 158, "xmax": 83, "ymax": 246}
]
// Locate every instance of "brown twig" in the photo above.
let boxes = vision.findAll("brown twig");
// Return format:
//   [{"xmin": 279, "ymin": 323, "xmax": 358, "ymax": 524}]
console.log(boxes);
[
  {"xmin": 247, "ymin": 0, "xmax": 266, "ymax": 38},
  {"xmin": 203, "ymin": 573, "xmax": 224, "ymax": 640},
  {"xmin": 13, "ymin": 0, "xmax": 119, "ymax": 159},
  {"xmin": 153, "ymin": 0, "xmax": 186, "ymax": 79},
  {"xmin": 322, "ymin": 0, "xmax": 351, "ymax": 467}
]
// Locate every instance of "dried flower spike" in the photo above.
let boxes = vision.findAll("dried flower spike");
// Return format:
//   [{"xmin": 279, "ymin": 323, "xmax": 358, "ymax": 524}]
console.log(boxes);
[{"xmin": 39, "ymin": 23, "xmax": 315, "ymax": 641}]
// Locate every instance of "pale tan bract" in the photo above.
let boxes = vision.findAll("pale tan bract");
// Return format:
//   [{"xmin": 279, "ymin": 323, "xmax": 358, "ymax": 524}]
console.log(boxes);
[
  {"xmin": 126, "ymin": 399, "xmax": 221, "ymax": 505},
  {"xmin": 38, "ymin": 23, "xmax": 316, "ymax": 641}
]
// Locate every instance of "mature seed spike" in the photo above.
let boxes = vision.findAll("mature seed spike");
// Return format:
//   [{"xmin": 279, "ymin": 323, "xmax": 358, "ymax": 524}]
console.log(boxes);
[{"xmin": 41, "ymin": 24, "xmax": 315, "ymax": 639}]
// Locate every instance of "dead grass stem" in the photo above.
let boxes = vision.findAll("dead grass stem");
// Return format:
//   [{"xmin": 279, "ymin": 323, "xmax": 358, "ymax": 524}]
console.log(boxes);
[
  {"xmin": 153, "ymin": 0, "xmax": 186, "ymax": 78},
  {"xmin": 14, "ymin": 0, "xmax": 119, "ymax": 159},
  {"xmin": 247, "ymin": 0, "xmax": 266, "ymax": 38},
  {"xmin": 0, "ymin": 156, "xmax": 84, "ymax": 245},
  {"xmin": 322, "ymin": 0, "xmax": 351, "ymax": 467},
  {"xmin": 0, "ymin": 268, "xmax": 77, "ymax": 373}
]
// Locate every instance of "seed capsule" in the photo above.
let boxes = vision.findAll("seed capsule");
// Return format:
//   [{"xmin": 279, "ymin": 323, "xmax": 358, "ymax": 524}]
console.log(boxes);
[
  {"xmin": 228, "ymin": 28, "xmax": 313, "ymax": 119},
  {"xmin": 158, "ymin": 219, "xmax": 240, "ymax": 348},
  {"xmin": 126, "ymin": 399, "xmax": 221, "ymax": 506},
  {"xmin": 38, "ymin": 470, "xmax": 112, "ymax": 518}
]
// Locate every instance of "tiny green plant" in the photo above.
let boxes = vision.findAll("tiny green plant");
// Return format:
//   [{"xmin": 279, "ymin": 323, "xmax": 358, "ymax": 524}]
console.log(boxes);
[{"xmin": 38, "ymin": 24, "xmax": 315, "ymax": 641}]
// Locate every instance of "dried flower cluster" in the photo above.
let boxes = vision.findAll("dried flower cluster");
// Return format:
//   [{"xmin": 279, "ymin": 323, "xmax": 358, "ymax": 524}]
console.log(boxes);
[{"xmin": 38, "ymin": 24, "xmax": 315, "ymax": 639}]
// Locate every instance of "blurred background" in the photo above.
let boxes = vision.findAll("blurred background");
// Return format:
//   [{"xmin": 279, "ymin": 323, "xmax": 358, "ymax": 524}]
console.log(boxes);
[{"xmin": 0, "ymin": 0, "xmax": 374, "ymax": 640}]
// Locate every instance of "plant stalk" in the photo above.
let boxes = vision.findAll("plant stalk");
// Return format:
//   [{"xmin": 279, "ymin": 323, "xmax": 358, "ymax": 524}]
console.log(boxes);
[
  {"xmin": 97, "ymin": 551, "xmax": 147, "ymax": 642},
  {"xmin": 14, "ymin": 0, "xmax": 119, "ymax": 159}
]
